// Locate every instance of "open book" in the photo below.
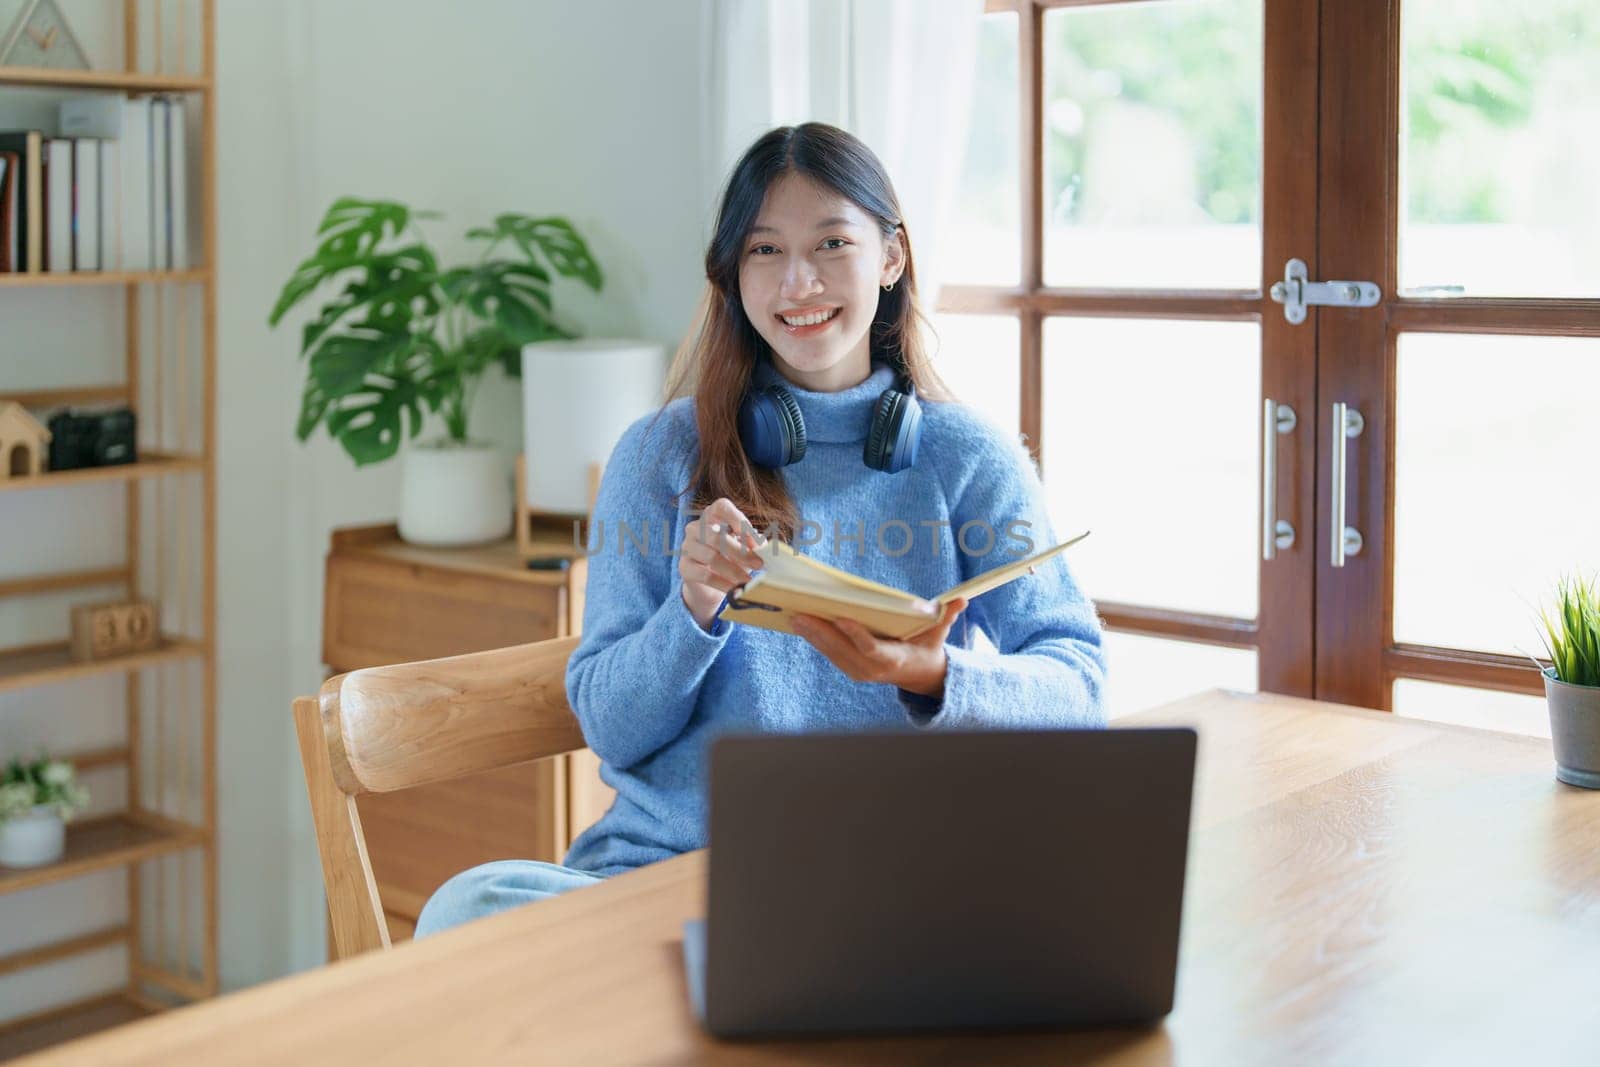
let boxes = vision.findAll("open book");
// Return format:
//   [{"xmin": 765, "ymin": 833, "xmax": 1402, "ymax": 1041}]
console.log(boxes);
[{"xmin": 721, "ymin": 531, "xmax": 1090, "ymax": 640}]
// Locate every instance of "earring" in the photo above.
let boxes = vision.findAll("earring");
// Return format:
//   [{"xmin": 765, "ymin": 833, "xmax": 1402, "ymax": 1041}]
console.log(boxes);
[{"xmin": 882, "ymin": 281, "xmax": 895, "ymax": 293}]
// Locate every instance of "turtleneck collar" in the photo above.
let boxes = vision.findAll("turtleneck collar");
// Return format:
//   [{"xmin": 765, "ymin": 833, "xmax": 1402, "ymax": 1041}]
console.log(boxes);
[{"xmin": 762, "ymin": 360, "xmax": 898, "ymax": 445}]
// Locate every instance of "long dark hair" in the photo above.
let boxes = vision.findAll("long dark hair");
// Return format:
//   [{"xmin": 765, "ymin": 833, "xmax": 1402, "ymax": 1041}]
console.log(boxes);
[{"xmin": 660, "ymin": 122, "xmax": 955, "ymax": 541}]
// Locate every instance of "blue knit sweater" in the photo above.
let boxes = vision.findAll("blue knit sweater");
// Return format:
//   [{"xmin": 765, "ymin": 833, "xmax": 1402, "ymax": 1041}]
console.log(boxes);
[{"xmin": 562, "ymin": 362, "xmax": 1106, "ymax": 875}]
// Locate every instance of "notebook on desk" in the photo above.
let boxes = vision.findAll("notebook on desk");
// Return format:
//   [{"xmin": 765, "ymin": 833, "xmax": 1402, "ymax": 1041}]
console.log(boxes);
[{"xmin": 682, "ymin": 727, "xmax": 1197, "ymax": 1039}]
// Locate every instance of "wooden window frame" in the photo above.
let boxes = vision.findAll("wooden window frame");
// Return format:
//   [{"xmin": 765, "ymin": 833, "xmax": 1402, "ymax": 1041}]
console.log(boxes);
[
  {"xmin": 1315, "ymin": 0, "xmax": 1600, "ymax": 708},
  {"xmin": 941, "ymin": 0, "xmax": 1319, "ymax": 695},
  {"xmin": 948, "ymin": 0, "xmax": 1597, "ymax": 708}
]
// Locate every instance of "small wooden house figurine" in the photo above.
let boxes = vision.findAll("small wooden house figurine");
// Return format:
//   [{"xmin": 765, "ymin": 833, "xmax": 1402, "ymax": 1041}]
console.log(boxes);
[{"xmin": 0, "ymin": 401, "xmax": 51, "ymax": 480}]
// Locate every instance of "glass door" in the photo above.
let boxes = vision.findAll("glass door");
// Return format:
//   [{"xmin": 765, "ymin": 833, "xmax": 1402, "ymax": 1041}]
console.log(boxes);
[
  {"xmin": 938, "ymin": 0, "xmax": 1320, "ymax": 715},
  {"xmin": 1313, "ymin": 0, "xmax": 1600, "ymax": 726}
]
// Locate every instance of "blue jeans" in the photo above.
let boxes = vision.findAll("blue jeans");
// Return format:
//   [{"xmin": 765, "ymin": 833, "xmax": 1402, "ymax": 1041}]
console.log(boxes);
[{"xmin": 414, "ymin": 859, "xmax": 609, "ymax": 939}]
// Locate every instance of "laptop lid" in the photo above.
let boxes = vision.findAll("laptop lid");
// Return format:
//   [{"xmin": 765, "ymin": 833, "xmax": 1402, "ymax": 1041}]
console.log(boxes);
[{"xmin": 696, "ymin": 727, "xmax": 1196, "ymax": 1039}]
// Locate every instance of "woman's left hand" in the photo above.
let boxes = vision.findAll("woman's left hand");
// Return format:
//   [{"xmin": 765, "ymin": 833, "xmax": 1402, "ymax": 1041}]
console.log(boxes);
[{"xmin": 790, "ymin": 598, "xmax": 969, "ymax": 699}]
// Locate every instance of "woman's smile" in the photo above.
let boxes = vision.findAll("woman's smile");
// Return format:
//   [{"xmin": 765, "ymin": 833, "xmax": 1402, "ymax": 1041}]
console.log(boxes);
[{"xmin": 777, "ymin": 305, "xmax": 841, "ymax": 336}]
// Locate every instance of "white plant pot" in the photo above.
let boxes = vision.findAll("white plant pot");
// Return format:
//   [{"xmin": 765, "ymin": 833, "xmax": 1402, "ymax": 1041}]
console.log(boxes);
[
  {"xmin": 397, "ymin": 438, "xmax": 513, "ymax": 547},
  {"xmin": 0, "ymin": 805, "xmax": 66, "ymax": 868}
]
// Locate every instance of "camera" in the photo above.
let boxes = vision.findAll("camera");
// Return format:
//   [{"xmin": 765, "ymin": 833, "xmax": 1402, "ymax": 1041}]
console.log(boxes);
[{"xmin": 47, "ymin": 407, "xmax": 138, "ymax": 471}]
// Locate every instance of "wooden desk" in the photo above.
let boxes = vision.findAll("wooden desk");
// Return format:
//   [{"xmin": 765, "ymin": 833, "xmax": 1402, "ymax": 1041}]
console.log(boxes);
[{"xmin": 22, "ymin": 690, "xmax": 1600, "ymax": 1065}]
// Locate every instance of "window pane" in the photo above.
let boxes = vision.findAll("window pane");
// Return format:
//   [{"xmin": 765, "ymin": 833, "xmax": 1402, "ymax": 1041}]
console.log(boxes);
[
  {"xmin": 927, "ymin": 313, "xmax": 1020, "ymax": 437},
  {"xmin": 1400, "ymin": 1, "xmax": 1600, "ymax": 297},
  {"xmin": 943, "ymin": 12, "xmax": 1019, "ymax": 287},
  {"xmin": 1393, "ymin": 334, "xmax": 1600, "ymax": 655},
  {"xmin": 1042, "ymin": 0, "xmax": 1262, "ymax": 289},
  {"xmin": 1393, "ymin": 679, "xmax": 1550, "ymax": 739},
  {"xmin": 1043, "ymin": 318, "xmax": 1260, "ymax": 619},
  {"xmin": 1104, "ymin": 631, "xmax": 1258, "ymax": 720}
]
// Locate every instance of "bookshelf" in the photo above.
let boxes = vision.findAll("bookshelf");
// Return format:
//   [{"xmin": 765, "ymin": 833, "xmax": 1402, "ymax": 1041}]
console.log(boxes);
[{"xmin": 0, "ymin": 0, "xmax": 217, "ymax": 1055}]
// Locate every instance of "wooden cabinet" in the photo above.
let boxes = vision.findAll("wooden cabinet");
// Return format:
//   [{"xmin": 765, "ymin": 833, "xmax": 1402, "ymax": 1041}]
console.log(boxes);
[{"xmin": 321, "ymin": 523, "xmax": 613, "ymax": 944}]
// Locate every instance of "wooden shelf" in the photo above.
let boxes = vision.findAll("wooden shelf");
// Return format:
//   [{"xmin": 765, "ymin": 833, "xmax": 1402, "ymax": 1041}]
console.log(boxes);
[
  {"xmin": 0, "ymin": 635, "xmax": 205, "ymax": 695},
  {"xmin": 0, "ymin": 385, "xmax": 131, "ymax": 408},
  {"xmin": 0, "ymin": 812, "xmax": 207, "ymax": 897},
  {"xmin": 0, "ymin": 66, "xmax": 209, "ymax": 93},
  {"xmin": 0, "ymin": 566, "xmax": 129, "ymax": 600},
  {"xmin": 64, "ymin": 746, "xmax": 131, "ymax": 773},
  {"xmin": 0, "ymin": 992, "xmax": 157, "ymax": 1060},
  {"xmin": 0, "ymin": 268, "xmax": 208, "ymax": 288},
  {"xmin": 0, "ymin": 452, "xmax": 205, "ymax": 493},
  {"xmin": 0, "ymin": 924, "xmax": 128, "ymax": 980}
]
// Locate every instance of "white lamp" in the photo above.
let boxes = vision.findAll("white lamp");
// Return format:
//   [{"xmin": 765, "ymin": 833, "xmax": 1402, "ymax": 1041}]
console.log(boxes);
[{"xmin": 520, "ymin": 338, "xmax": 667, "ymax": 513}]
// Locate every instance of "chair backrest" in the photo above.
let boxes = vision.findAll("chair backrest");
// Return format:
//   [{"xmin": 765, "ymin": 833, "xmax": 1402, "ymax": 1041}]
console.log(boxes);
[{"xmin": 293, "ymin": 635, "xmax": 586, "ymax": 959}]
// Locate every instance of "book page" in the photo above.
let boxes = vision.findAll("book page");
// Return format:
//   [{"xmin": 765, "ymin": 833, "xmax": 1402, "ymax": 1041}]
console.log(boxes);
[
  {"xmin": 734, "ymin": 539, "xmax": 938, "ymax": 622},
  {"xmin": 935, "ymin": 531, "xmax": 1091, "ymax": 605},
  {"xmin": 754, "ymin": 539, "xmax": 916, "ymax": 601}
]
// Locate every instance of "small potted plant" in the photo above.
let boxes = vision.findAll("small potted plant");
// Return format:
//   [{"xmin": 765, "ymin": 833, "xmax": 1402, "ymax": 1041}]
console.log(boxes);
[
  {"xmin": 0, "ymin": 754, "xmax": 91, "ymax": 868},
  {"xmin": 268, "ymin": 198, "xmax": 604, "ymax": 546},
  {"xmin": 1537, "ymin": 574, "xmax": 1600, "ymax": 789}
]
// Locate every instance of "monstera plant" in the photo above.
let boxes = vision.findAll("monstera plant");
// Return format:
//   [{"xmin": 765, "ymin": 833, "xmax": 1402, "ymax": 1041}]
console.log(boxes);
[{"xmin": 268, "ymin": 197, "xmax": 604, "ymax": 466}]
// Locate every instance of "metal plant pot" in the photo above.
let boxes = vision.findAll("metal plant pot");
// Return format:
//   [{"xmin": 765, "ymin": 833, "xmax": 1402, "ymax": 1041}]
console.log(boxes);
[{"xmin": 1545, "ymin": 668, "xmax": 1600, "ymax": 789}]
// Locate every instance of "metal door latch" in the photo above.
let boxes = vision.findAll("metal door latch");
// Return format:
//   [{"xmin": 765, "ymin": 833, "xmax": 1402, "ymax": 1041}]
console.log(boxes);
[{"xmin": 1269, "ymin": 258, "xmax": 1381, "ymax": 324}]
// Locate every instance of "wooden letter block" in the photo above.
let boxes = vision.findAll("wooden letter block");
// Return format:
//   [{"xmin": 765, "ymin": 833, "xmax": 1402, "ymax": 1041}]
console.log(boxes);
[{"xmin": 70, "ymin": 599, "xmax": 159, "ymax": 662}]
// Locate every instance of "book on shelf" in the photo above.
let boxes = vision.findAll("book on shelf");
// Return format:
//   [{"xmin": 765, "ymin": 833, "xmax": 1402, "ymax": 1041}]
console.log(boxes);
[
  {"xmin": 121, "ymin": 96, "xmax": 152, "ymax": 270},
  {"xmin": 45, "ymin": 137, "xmax": 70, "ymax": 269},
  {"xmin": 166, "ymin": 95, "xmax": 188, "ymax": 270},
  {"xmin": 0, "ymin": 150, "xmax": 16, "ymax": 271},
  {"xmin": 101, "ymin": 137, "xmax": 122, "ymax": 271},
  {"xmin": 72, "ymin": 137, "xmax": 100, "ymax": 271},
  {"xmin": 150, "ymin": 96, "xmax": 168, "ymax": 271},
  {"xmin": 0, "ymin": 130, "xmax": 42, "ymax": 272},
  {"xmin": 1, "ymin": 93, "xmax": 188, "ymax": 274},
  {"xmin": 721, "ymin": 530, "xmax": 1091, "ymax": 640}
]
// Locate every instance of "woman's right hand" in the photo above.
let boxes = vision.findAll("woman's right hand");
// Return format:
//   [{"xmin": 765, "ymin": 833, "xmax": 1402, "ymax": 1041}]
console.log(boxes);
[{"xmin": 679, "ymin": 497, "xmax": 767, "ymax": 632}]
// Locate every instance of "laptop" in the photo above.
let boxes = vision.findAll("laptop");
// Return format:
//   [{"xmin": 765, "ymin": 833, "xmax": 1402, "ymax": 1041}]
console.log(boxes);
[{"xmin": 682, "ymin": 727, "xmax": 1197, "ymax": 1039}]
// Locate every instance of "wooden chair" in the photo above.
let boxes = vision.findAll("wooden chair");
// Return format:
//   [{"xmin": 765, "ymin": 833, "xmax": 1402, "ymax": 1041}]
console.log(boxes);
[{"xmin": 292, "ymin": 635, "xmax": 587, "ymax": 960}]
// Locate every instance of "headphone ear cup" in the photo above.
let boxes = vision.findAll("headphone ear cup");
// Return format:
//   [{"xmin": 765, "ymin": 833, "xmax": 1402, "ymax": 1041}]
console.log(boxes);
[
  {"xmin": 864, "ymin": 391, "xmax": 899, "ymax": 471},
  {"xmin": 772, "ymin": 387, "xmax": 807, "ymax": 462},
  {"xmin": 892, "ymin": 393, "xmax": 922, "ymax": 473},
  {"xmin": 739, "ymin": 385, "xmax": 807, "ymax": 468},
  {"xmin": 865, "ymin": 386, "xmax": 922, "ymax": 473}
]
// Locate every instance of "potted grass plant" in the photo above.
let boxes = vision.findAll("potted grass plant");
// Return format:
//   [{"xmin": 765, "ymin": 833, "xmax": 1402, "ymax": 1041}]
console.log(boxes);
[
  {"xmin": 268, "ymin": 198, "xmax": 604, "ymax": 546},
  {"xmin": 1537, "ymin": 574, "xmax": 1600, "ymax": 789},
  {"xmin": 0, "ymin": 754, "xmax": 91, "ymax": 868}
]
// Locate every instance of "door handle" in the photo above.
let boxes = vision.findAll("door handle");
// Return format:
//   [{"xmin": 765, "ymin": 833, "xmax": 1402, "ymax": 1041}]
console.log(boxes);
[
  {"xmin": 1262, "ymin": 398, "xmax": 1296, "ymax": 560},
  {"xmin": 1330, "ymin": 402, "xmax": 1365, "ymax": 567}
]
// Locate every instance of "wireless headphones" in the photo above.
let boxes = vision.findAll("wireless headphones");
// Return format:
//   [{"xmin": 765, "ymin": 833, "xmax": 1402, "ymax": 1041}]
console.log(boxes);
[{"xmin": 738, "ymin": 357, "xmax": 923, "ymax": 474}]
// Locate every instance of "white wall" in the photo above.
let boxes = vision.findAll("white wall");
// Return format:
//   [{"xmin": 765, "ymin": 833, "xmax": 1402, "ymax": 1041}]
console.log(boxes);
[
  {"xmin": 213, "ymin": 0, "xmax": 301, "ymax": 990},
  {"xmin": 214, "ymin": 0, "xmax": 713, "ymax": 985}
]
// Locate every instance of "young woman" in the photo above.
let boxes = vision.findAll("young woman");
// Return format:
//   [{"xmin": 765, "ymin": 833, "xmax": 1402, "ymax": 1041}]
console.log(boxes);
[{"xmin": 415, "ymin": 123, "xmax": 1105, "ymax": 937}]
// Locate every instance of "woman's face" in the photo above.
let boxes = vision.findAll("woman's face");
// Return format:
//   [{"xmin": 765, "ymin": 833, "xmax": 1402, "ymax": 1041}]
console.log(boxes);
[{"xmin": 738, "ymin": 173, "xmax": 904, "ymax": 393}]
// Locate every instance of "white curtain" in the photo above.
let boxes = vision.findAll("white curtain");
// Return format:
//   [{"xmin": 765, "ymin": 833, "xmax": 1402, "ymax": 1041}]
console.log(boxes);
[{"xmin": 704, "ymin": 0, "xmax": 986, "ymax": 309}]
